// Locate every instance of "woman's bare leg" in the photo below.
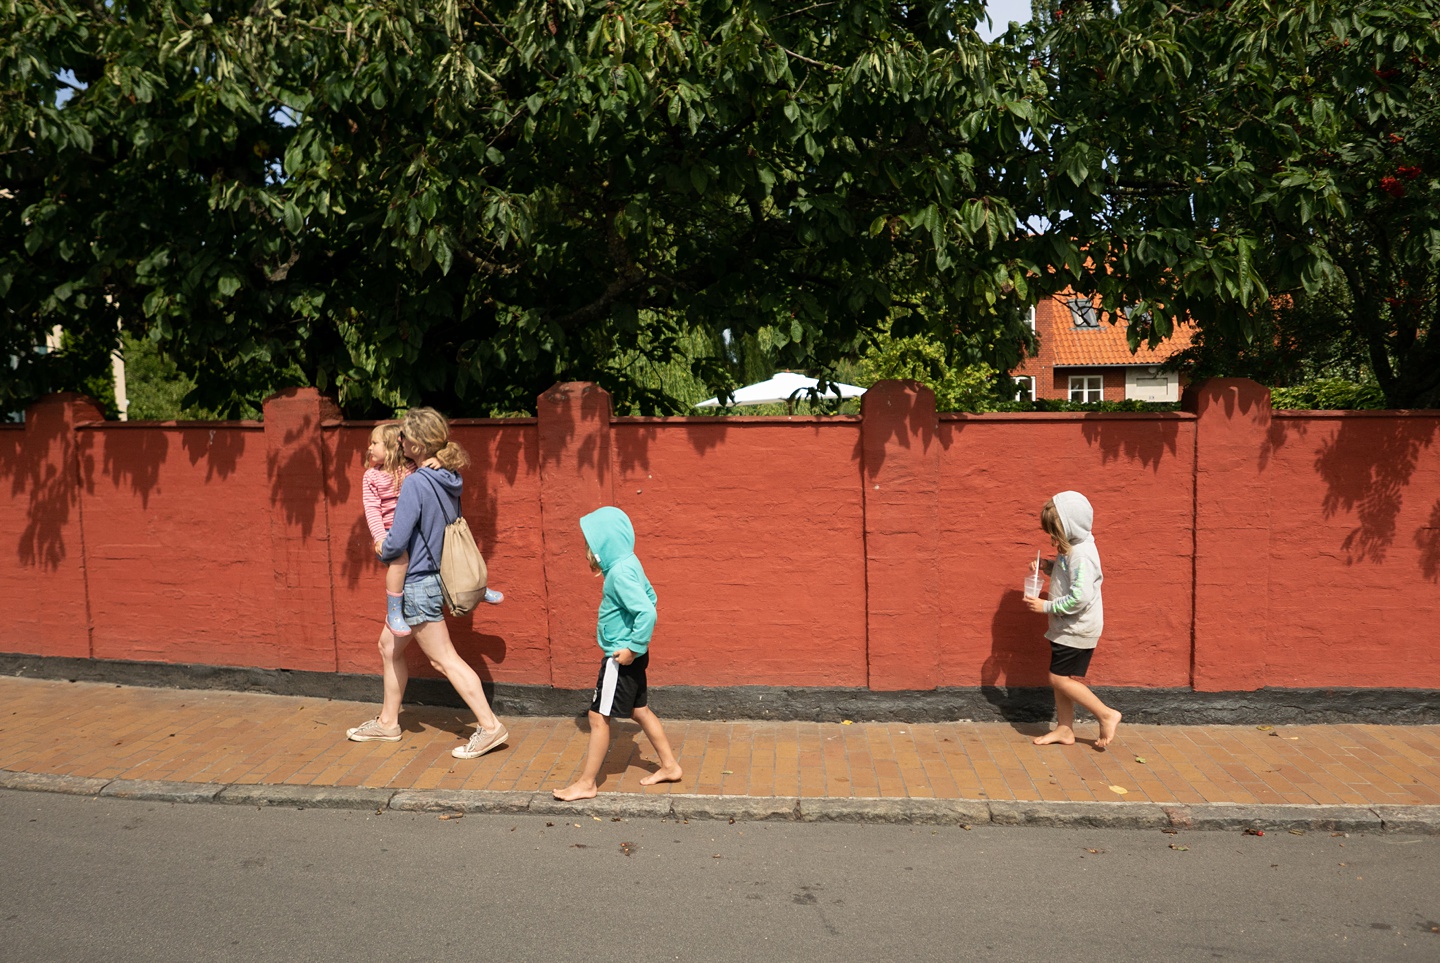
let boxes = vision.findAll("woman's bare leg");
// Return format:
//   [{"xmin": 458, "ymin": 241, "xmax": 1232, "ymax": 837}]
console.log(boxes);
[
  {"xmin": 377, "ymin": 626, "xmax": 409, "ymax": 728},
  {"xmin": 411, "ymin": 620, "xmax": 500, "ymax": 731}
]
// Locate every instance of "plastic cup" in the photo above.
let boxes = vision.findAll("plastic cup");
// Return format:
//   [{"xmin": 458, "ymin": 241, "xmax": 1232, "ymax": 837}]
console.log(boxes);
[{"xmin": 1024, "ymin": 574, "xmax": 1044, "ymax": 598}]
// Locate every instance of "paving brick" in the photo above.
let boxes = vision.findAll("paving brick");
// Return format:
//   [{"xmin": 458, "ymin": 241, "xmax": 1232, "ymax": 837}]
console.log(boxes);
[{"xmin": 4, "ymin": 678, "xmax": 1440, "ymax": 826}]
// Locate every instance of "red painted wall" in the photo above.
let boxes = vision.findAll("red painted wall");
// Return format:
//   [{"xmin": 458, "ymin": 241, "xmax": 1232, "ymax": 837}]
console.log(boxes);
[
  {"xmin": 1261, "ymin": 410, "xmax": 1440, "ymax": 688},
  {"xmin": 611, "ymin": 417, "xmax": 868, "ymax": 687},
  {"xmin": 937, "ymin": 412, "xmax": 1197, "ymax": 691},
  {"xmin": 2, "ymin": 380, "xmax": 1437, "ymax": 693}
]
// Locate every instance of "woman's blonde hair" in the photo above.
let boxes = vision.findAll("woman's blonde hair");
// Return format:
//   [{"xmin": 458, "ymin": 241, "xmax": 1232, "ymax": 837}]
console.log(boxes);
[
  {"xmin": 402, "ymin": 407, "xmax": 469, "ymax": 471},
  {"xmin": 1040, "ymin": 499, "xmax": 1073, "ymax": 555},
  {"xmin": 371, "ymin": 422, "xmax": 409, "ymax": 490}
]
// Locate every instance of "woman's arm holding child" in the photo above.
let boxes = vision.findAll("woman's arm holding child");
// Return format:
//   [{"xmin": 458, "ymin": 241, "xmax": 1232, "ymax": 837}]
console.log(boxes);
[{"xmin": 379, "ymin": 478, "xmax": 421, "ymax": 562}]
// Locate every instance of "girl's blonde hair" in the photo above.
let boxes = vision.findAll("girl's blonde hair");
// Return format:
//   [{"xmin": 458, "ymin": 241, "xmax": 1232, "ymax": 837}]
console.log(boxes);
[
  {"xmin": 1040, "ymin": 499, "xmax": 1073, "ymax": 556},
  {"xmin": 402, "ymin": 407, "xmax": 469, "ymax": 471},
  {"xmin": 370, "ymin": 422, "xmax": 409, "ymax": 491}
]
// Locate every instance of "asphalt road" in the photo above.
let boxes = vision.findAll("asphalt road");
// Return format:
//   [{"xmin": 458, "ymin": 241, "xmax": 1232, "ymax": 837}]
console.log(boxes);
[{"xmin": 2, "ymin": 789, "xmax": 1438, "ymax": 963}]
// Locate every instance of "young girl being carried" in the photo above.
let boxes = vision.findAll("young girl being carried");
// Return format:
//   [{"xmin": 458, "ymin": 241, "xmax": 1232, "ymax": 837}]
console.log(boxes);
[{"xmin": 362, "ymin": 423, "xmax": 419, "ymax": 638}]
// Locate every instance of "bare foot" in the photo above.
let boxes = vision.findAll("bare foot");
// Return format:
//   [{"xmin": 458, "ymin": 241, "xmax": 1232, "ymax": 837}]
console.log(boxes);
[
  {"xmin": 1094, "ymin": 710, "xmax": 1122, "ymax": 749},
  {"xmin": 1032, "ymin": 726, "xmax": 1075, "ymax": 746},
  {"xmin": 639, "ymin": 764, "xmax": 683, "ymax": 786},
  {"xmin": 552, "ymin": 781, "xmax": 598, "ymax": 801}
]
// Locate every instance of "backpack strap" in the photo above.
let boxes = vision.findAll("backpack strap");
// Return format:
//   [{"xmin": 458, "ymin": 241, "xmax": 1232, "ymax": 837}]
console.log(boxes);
[{"xmin": 413, "ymin": 469, "xmax": 459, "ymax": 562}]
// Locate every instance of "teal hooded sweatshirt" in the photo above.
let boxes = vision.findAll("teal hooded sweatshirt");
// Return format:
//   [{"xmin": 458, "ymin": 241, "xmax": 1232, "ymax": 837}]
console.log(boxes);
[{"xmin": 579, "ymin": 507, "xmax": 658, "ymax": 657}]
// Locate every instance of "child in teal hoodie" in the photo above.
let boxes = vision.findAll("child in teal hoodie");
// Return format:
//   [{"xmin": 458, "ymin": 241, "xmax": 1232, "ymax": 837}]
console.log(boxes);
[{"xmin": 553, "ymin": 506, "xmax": 683, "ymax": 801}]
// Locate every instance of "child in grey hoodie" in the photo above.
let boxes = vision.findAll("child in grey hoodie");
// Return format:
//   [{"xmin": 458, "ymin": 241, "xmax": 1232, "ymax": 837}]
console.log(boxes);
[{"xmin": 1023, "ymin": 491, "xmax": 1122, "ymax": 749}]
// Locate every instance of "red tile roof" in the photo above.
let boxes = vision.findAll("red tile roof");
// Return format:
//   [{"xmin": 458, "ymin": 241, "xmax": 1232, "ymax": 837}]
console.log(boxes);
[{"xmin": 1038, "ymin": 295, "xmax": 1195, "ymax": 368}]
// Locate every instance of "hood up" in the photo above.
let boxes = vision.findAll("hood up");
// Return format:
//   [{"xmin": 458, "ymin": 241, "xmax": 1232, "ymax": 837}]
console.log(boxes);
[
  {"xmin": 1051, "ymin": 490, "xmax": 1094, "ymax": 545},
  {"xmin": 579, "ymin": 506, "xmax": 635, "ymax": 574}
]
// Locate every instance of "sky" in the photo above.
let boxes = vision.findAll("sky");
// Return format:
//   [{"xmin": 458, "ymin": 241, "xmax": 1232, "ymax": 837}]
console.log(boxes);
[{"xmin": 978, "ymin": 0, "xmax": 1034, "ymax": 41}]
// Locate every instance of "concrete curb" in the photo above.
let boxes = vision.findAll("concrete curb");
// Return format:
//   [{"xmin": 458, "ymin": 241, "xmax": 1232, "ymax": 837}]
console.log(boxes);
[
  {"xmin": 101, "ymin": 779, "xmax": 224, "ymax": 804},
  {"xmin": 0, "ymin": 770, "xmax": 111, "ymax": 796},
  {"xmin": 4, "ymin": 770, "xmax": 1438, "ymax": 834}
]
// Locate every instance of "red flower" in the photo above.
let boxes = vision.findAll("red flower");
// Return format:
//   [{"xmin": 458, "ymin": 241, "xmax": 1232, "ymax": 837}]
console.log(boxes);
[
  {"xmin": 1397, "ymin": 165, "xmax": 1423, "ymax": 180},
  {"xmin": 1380, "ymin": 176, "xmax": 1406, "ymax": 198}
]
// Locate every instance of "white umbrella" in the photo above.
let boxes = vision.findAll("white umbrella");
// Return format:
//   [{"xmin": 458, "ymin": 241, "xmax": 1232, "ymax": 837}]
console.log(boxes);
[{"xmin": 694, "ymin": 371, "xmax": 867, "ymax": 408}]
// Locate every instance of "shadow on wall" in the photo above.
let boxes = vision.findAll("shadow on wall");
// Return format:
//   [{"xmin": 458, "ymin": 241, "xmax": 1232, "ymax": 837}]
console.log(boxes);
[
  {"xmin": 979, "ymin": 587, "xmax": 1053, "ymax": 725},
  {"xmin": 1266, "ymin": 415, "xmax": 1439, "ymax": 578},
  {"xmin": 612, "ymin": 418, "xmax": 732, "ymax": 476},
  {"xmin": 447, "ymin": 629, "xmax": 509, "ymax": 672},
  {"xmin": 1079, "ymin": 415, "xmax": 1187, "ymax": 470},
  {"xmin": 859, "ymin": 381, "xmax": 944, "ymax": 481},
  {"xmin": 14, "ymin": 428, "xmax": 72, "ymax": 571},
  {"xmin": 97, "ymin": 429, "xmax": 166, "ymax": 507},
  {"xmin": 539, "ymin": 382, "xmax": 609, "ymax": 480},
  {"xmin": 182, "ymin": 427, "xmax": 247, "ymax": 482},
  {"xmin": 461, "ymin": 422, "xmax": 528, "ymax": 555},
  {"xmin": 269, "ymin": 413, "xmax": 324, "ymax": 538},
  {"xmin": 1420, "ymin": 499, "xmax": 1440, "ymax": 582},
  {"xmin": 6, "ymin": 397, "xmax": 104, "ymax": 572}
]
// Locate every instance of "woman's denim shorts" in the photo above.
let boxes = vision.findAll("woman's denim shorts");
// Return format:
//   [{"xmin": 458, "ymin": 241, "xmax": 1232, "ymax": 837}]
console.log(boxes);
[{"xmin": 402, "ymin": 573, "xmax": 446, "ymax": 625}]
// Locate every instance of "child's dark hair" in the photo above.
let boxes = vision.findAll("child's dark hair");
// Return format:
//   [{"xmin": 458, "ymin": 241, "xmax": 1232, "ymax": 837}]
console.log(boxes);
[{"xmin": 1041, "ymin": 499, "xmax": 1073, "ymax": 555}]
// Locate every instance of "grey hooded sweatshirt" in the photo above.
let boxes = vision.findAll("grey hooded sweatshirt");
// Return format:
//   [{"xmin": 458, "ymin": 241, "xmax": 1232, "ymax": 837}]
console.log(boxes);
[{"xmin": 1044, "ymin": 490, "xmax": 1103, "ymax": 649}]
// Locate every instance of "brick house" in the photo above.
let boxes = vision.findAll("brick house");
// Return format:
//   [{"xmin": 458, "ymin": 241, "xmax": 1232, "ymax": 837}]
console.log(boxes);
[{"xmin": 1010, "ymin": 291, "xmax": 1196, "ymax": 403}]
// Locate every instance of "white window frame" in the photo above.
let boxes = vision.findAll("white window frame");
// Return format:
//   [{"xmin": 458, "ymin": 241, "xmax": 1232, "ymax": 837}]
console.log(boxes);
[
  {"xmin": 1067, "ymin": 298, "xmax": 1099, "ymax": 328},
  {"xmin": 1013, "ymin": 375, "xmax": 1036, "ymax": 401},
  {"xmin": 1025, "ymin": 305, "xmax": 1037, "ymax": 330},
  {"xmin": 1069, "ymin": 375, "xmax": 1103, "ymax": 403}
]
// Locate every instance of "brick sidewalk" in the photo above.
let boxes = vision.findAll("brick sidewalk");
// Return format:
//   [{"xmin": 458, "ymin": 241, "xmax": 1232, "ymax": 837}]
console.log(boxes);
[{"xmin": 3, "ymin": 677, "xmax": 1439, "ymax": 807}]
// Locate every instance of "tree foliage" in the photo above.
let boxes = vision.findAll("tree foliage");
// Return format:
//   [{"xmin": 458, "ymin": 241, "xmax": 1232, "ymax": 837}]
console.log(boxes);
[
  {"xmin": 5, "ymin": 0, "xmax": 1438, "ymax": 416},
  {"xmin": 2, "ymin": 0, "xmax": 1042, "ymax": 416},
  {"xmin": 1036, "ymin": 0, "xmax": 1440, "ymax": 408}
]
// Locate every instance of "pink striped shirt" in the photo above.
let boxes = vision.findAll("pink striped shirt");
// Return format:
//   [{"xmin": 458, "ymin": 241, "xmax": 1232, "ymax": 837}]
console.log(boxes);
[{"xmin": 362, "ymin": 467, "xmax": 412, "ymax": 541}]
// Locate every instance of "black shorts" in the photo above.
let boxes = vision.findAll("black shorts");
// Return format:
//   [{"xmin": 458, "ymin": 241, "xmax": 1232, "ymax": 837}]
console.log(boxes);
[
  {"xmin": 1049, "ymin": 642, "xmax": 1095, "ymax": 678},
  {"xmin": 589, "ymin": 653, "xmax": 649, "ymax": 719}
]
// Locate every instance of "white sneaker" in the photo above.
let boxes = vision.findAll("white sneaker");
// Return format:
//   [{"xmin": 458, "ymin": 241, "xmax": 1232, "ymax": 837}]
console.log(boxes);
[{"xmin": 452, "ymin": 723, "xmax": 509, "ymax": 759}]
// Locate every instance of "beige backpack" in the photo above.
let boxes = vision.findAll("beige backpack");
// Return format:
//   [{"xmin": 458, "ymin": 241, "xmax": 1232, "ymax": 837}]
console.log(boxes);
[{"xmin": 419, "ymin": 474, "xmax": 488, "ymax": 616}]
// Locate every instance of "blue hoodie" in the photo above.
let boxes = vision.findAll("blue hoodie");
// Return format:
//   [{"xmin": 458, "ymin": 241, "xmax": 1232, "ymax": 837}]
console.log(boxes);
[
  {"xmin": 579, "ymin": 507, "xmax": 657, "ymax": 657},
  {"xmin": 379, "ymin": 467, "xmax": 463, "ymax": 583}
]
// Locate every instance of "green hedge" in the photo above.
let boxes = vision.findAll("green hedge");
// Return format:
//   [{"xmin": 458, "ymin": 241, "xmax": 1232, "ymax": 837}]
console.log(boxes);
[{"xmin": 1269, "ymin": 379, "xmax": 1387, "ymax": 410}]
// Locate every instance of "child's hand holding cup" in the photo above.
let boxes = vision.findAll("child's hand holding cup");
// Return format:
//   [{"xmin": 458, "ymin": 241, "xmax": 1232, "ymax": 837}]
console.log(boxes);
[
  {"xmin": 1025, "ymin": 554, "xmax": 1045, "ymax": 599},
  {"xmin": 1023, "ymin": 555, "xmax": 1045, "ymax": 610}
]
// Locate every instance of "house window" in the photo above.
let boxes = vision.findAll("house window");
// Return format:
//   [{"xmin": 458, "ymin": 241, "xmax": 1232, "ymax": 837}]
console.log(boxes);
[
  {"xmin": 1069, "ymin": 375, "xmax": 1103, "ymax": 403},
  {"xmin": 1013, "ymin": 376, "xmax": 1036, "ymax": 401},
  {"xmin": 1067, "ymin": 298, "xmax": 1098, "ymax": 328},
  {"xmin": 1025, "ymin": 305, "xmax": 1037, "ymax": 330},
  {"xmin": 1122, "ymin": 304, "xmax": 1152, "ymax": 326}
]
